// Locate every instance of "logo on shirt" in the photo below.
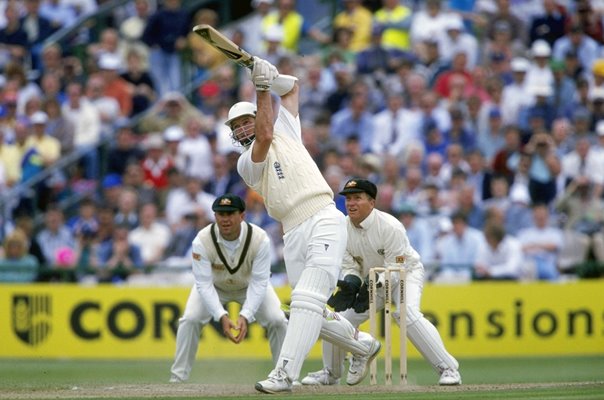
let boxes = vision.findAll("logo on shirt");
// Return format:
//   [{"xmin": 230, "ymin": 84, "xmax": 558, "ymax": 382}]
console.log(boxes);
[
  {"xmin": 211, "ymin": 264, "xmax": 225, "ymax": 271},
  {"xmin": 273, "ymin": 161, "xmax": 285, "ymax": 180},
  {"xmin": 324, "ymin": 244, "xmax": 330, "ymax": 251},
  {"xmin": 192, "ymin": 253, "xmax": 201, "ymax": 261},
  {"xmin": 395, "ymin": 256, "xmax": 405, "ymax": 263},
  {"xmin": 377, "ymin": 248, "xmax": 385, "ymax": 256}
]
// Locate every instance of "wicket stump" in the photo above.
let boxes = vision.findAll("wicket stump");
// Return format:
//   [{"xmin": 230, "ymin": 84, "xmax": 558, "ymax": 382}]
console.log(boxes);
[{"xmin": 368, "ymin": 267, "xmax": 407, "ymax": 385}]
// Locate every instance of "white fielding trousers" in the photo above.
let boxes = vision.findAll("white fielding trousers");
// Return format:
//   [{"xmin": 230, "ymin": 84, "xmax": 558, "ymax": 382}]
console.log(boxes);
[
  {"xmin": 170, "ymin": 284, "xmax": 287, "ymax": 381},
  {"xmin": 322, "ymin": 266, "xmax": 459, "ymax": 377}
]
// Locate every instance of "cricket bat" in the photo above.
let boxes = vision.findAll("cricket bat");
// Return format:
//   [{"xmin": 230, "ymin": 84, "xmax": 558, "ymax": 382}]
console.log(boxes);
[
  {"xmin": 192, "ymin": 24, "xmax": 255, "ymax": 70},
  {"xmin": 192, "ymin": 24, "xmax": 298, "ymax": 95}
]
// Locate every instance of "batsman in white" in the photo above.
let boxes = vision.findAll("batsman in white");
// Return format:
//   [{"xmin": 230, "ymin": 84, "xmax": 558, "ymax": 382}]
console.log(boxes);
[
  {"xmin": 301, "ymin": 179, "xmax": 462, "ymax": 386},
  {"xmin": 169, "ymin": 193, "xmax": 288, "ymax": 383},
  {"xmin": 226, "ymin": 58, "xmax": 381, "ymax": 393}
]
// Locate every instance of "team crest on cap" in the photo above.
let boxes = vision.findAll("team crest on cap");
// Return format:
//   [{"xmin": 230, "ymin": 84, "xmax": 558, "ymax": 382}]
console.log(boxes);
[
  {"xmin": 219, "ymin": 198, "xmax": 232, "ymax": 206},
  {"xmin": 346, "ymin": 180, "xmax": 358, "ymax": 188}
]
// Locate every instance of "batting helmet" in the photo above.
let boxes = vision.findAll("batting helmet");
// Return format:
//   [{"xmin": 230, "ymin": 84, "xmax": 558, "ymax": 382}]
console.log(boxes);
[{"xmin": 224, "ymin": 102, "xmax": 257, "ymax": 127}]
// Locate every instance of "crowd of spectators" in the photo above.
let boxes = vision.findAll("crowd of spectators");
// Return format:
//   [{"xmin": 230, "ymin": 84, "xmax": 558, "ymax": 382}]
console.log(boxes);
[{"xmin": 2, "ymin": 0, "xmax": 604, "ymax": 285}]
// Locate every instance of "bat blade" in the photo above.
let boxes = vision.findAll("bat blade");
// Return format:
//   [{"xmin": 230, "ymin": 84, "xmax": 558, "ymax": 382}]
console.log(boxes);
[{"xmin": 192, "ymin": 24, "xmax": 254, "ymax": 69}]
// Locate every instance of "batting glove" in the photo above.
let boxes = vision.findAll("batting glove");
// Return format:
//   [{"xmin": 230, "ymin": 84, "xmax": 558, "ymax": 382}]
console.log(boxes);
[
  {"xmin": 327, "ymin": 275, "xmax": 362, "ymax": 311},
  {"xmin": 251, "ymin": 58, "xmax": 278, "ymax": 91}
]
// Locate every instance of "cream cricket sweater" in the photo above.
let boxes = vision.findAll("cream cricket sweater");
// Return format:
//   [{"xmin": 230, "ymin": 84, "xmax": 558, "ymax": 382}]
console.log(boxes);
[
  {"xmin": 251, "ymin": 132, "xmax": 334, "ymax": 233},
  {"xmin": 198, "ymin": 222, "xmax": 267, "ymax": 292}
]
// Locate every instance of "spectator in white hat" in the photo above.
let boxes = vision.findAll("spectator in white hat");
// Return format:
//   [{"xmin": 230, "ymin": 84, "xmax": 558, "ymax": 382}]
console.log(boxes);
[
  {"xmin": 62, "ymin": 81, "xmax": 101, "ymax": 179},
  {"xmin": 259, "ymin": 24, "xmax": 289, "ymax": 66},
  {"xmin": 439, "ymin": 14, "xmax": 478, "ymax": 69},
  {"xmin": 501, "ymin": 57, "xmax": 532, "ymax": 126},
  {"xmin": 525, "ymin": 39, "xmax": 554, "ymax": 89},
  {"xmin": 25, "ymin": 111, "xmax": 61, "ymax": 167},
  {"xmin": 97, "ymin": 53, "xmax": 133, "ymax": 117}
]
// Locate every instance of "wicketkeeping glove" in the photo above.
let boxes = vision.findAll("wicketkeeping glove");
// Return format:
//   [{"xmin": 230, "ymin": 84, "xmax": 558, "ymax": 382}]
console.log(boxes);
[
  {"xmin": 327, "ymin": 275, "xmax": 362, "ymax": 311},
  {"xmin": 251, "ymin": 58, "xmax": 278, "ymax": 91},
  {"xmin": 352, "ymin": 272, "xmax": 382, "ymax": 313}
]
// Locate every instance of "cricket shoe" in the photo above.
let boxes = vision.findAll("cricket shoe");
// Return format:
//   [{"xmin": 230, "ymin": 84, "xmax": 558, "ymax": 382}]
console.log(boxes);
[
  {"xmin": 439, "ymin": 368, "xmax": 462, "ymax": 385},
  {"xmin": 169, "ymin": 374, "xmax": 184, "ymax": 383},
  {"xmin": 300, "ymin": 368, "xmax": 340, "ymax": 385},
  {"xmin": 255, "ymin": 367, "xmax": 292, "ymax": 394},
  {"xmin": 346, "ymin": 335, "xmax": 381, "ymax": 385}
]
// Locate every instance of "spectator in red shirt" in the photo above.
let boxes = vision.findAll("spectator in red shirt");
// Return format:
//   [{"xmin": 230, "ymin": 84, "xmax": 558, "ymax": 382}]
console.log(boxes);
[{"xmin": 141, "ymin": 135, "xmax": 174, "ymax": 191}]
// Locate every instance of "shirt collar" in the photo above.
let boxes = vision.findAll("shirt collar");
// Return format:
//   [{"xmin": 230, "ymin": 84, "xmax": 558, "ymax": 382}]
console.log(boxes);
[{"xmin": 357, "ymin": 209, "xmax": 377, "ymax": 230}]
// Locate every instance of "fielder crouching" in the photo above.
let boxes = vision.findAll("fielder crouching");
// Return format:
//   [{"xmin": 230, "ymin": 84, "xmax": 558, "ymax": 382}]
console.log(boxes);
[
  {"xmin": 169, "ymin": 194, "xmax": 288, "ymax": 383},
  {"xmin": 301, "ymin": 179, "xmax": 462, "ymax": 386}
]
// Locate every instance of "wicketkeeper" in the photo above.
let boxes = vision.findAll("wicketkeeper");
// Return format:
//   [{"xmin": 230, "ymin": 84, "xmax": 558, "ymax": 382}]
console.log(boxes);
[
  {"xmin": 169, "ymin": 194, "xmax": 288, "ymax": 383},
  {"xmin": 301, "ymin": 179, "xmax": 462, "ymax": 386}
]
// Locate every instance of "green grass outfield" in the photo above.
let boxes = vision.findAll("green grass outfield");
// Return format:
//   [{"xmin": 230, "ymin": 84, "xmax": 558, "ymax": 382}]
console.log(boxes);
[{"xmin": 1, "ymin": 356, "xmax": 602, "ymax": 399}]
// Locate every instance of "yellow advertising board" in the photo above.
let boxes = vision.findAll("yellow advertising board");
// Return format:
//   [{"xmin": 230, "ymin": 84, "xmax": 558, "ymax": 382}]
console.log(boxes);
[{"xmin": 1, "ymin": 281, "xmax": 603, "ymax": 359}]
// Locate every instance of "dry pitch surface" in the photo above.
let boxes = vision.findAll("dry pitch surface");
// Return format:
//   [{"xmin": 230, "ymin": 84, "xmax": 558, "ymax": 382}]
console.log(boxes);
[{"xmin": 1, "ymin": 381, "xmax": 601, "ymax": 399}]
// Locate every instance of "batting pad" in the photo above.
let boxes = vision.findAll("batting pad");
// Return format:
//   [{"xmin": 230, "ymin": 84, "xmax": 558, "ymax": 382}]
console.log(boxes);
[
  {"xmin": 276, "ymin": 267, "xmax": 330, "ymax": 380},
  {"xmin": 320, "ymin": 311, "xmax": 373, "ymax": 356}
]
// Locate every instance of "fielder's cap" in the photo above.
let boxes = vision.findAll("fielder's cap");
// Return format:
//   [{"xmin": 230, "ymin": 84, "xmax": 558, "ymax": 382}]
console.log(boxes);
[
  {"xmin": 531, "ymin": 39, "xmax": 551, "ymax": 57},
  {"xmin": 510, "ymin": 57, "xmax": 530, "ymax": 72},
  {"xmin": 30, "ymin": 111, "xmax": 48, "ymax": 124},
  {"xmin": 212, "ymin": 194, "xmax": 246, "ymax": 212},
  {"xmin": 339, "ymin": 178, "xmax": 378, "ymax": 199},
  {"xmin": 98, "ymin": 53, "xmax": 122, "ymax": 70}
]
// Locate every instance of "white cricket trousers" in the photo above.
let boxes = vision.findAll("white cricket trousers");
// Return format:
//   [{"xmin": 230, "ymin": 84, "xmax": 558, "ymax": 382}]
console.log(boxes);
[{"xmin": 274, "ymin": 204, "xmax": 376, "ymax": 381}]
